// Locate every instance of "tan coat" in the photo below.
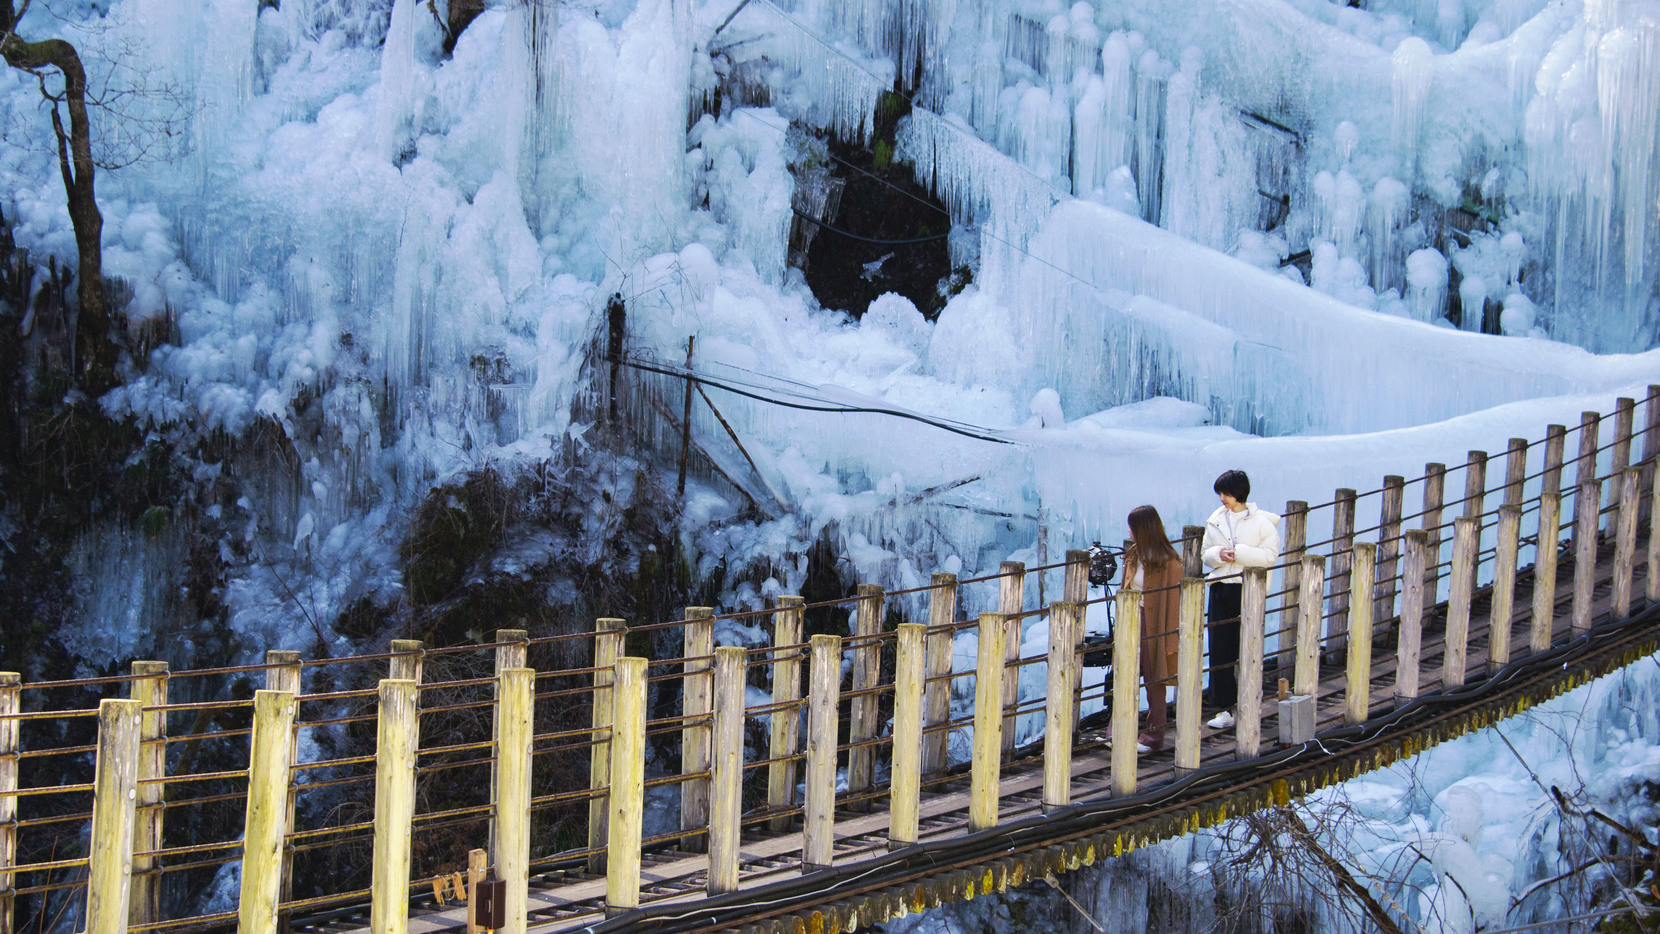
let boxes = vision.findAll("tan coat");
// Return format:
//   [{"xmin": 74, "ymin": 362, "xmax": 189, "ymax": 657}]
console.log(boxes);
[{"xmin": 1124, "ymin": 548, "xmax": 1181, "ymax": 685}]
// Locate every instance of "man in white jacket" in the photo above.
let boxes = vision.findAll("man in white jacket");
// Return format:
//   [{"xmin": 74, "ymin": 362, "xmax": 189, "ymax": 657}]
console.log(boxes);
[{"xmin": 1200, "ymin": 470, "xmax": 1282, "ymax": 730}]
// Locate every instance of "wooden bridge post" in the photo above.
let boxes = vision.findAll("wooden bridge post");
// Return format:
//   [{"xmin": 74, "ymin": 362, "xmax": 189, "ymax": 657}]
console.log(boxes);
[
  {"xmin": 1295, "ymin": 555, "xmax": 1325, "ymax": 698},
  {"xmin": 490, "ymin": 629, "xmax": 524, "ymax": 864},
  {"xmin": 1063, "ymin": 552, "xmax": 1089, "ymax": 732},
  {"xmin": 1422, "ymin": 463, "xmax": 1446, "ymax": 604},
  {"xmin": 1613, "ymin": 467, "xmax": 1641, "ymax": 618},
  {"xmin": 0, "ymin": 672, "xmax": 19, "ymax": 934},
  {"xmin": 1464, "ymin": 451, "xmax": 1488, "ymax": 583},
  {"xmin": 767, "ymin": 597, "xmax": 804, "ymax": 832},
  {"xmin": 239, "ymin": 689, "xmax": 298, "ymax": 934},
  {"xmin": 264, "ymin": 650, "xmax": 301, "ymax": 934},
  {"xmin": 1644, "ymin": 386, "xmax": 1660, "ymax": 528},
  {"xmin": 969, "ymin": 613, "xmax": 1006, "ymax": 831},
  {"xmin": 369, "ymin": 680, "xmax": 418, "ymax": 934},
  {"xmin": 1327, "ymin": 490, "xmax": 1356, "ymax": 663},
  {"xmin": 1574, "ymin": 412, "xmax": 1600, "ymax": 547},
  {"xmin": 1612, "ymin": 397, "xmax": 1635, "ymax": 480},
  {"xmin": 496, "ymin": 667, "xmax": 532, "ymax": 934},
  {"xmin": 1237, "ymin": 570, "xmax": 1268, "ymax": 759},
  {"xmin": 923, "ymin": 574, "xmax": 957, "ymax": 777},
  {"xmin": 1573, "ymin": 479, "xmax": 1601, "ymax": 635},
  {"xmin": 997, "ymin": 564, "xmax": 1025, "ymax": 758},
  {"xmin": 890, "ymin": 623, "xmax": 926, "ymax": 846},
  {"xmin": 389, "ymin": 638, "xmax": 424, "ymax": 683},
  {"xmin": 1110, "ymin": 591, "xmax": 1141, "ymax": 795},
  {"xmin": 1396, "ymin": 531, "xmax": 1430, "ymax": 700},
  {"xmin": 682, "ymin": 607, "xmax": 715, "ymax": 850},
  {"xmin": 1531, "ymin": 492, "xmax": 1563, "ymax": 652},
  {"xmin": 849, "ymin": 586, "xmax": 884, "ymax": 810},
  {"xmin": 803, "ymin": 635, "xmax": 841, "ymax": 871},
  {"xmin": 85, "ymin": 698, "xmax": 141, "ymax": 934},
  {"xmin": 1376, "ymin": 477, "xmax": 1405, "ymax": 629},
  {"xmin": 1181, "ymin": 526, "xmax": 1205, "ymax": 578},
  {"xmin": 1504, "ymin": 438, "xmax": 1527, "ymax": 506},
  {"xmin": 606, "ymin": 657, "xmax": 647, "ymax": 914},
  {"xmin": 1490, "ymin": 505, "xmax": 1522, "ymax": 670},
  {"xmin": 708, "ymin": 647, "xmax": 746, "ymax": 894},
  {"xmin": 588, "ymin": 620, "xmax": 624, "ymax": 872},
  {"xmin": 1543, "ymin": 425, "xmax": 1567, "ymax": 493},
  {"xmin": 1174, "ymin": 579, "xmax": 1204, "ymax": 776},
  {"xmin": 1444, "ymin": 517, "xmax": 1478, "ymax": 688},
  {"xmin": 129, "ymin": 660, "xmax": 167, "ymax": 929},
  {"xmin": 1277, "ymin": 501, "xmax": 1307, "ymax": 672},
  {"xmin": 1649, "ymin": 466, "xmax": 1660, "ymax": 604},
  {"xmin": 1344, "ymin": 544, "xmax": 1376, "ymax": 725},
  {"xmin": 1042, "ymin": 602, "xmax": 1078, "ymax": 811}
]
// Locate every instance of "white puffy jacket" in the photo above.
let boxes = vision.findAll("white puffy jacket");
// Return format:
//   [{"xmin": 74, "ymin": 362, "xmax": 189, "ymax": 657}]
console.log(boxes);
[{"xmin": 1201, "ymin": 503, "xmax": 1283, "ymax": 581}]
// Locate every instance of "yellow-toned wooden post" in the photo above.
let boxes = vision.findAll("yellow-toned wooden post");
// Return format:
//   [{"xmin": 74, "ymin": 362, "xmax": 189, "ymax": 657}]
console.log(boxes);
[
  {"xmin": 1064, "ymin": 551, "xmax": 1090, "ymax": 731},
  {"xmin": 848, "ymin": 586, "xmax": 884, "ymax": 809},
  {"xmin": 606, "ymin": 657, "xmax": 647, "ymax": 915},
  {"xmin": 708, "ymin": 647, "xmax": 746, "ymax": 894},
  {"xmin": 997, "ymin": 563, "xmax": 1025, "ymax": 758},
  {"xmin": 1278, "ymin": 501, "xmax": 1307, "ymax": 670},
  {"xmin": 264, "ymin": 650, "xmax": 301, "ymax": 934},
  {"xmin": 1574, "ymin": 412, "xmax": 1600, "ymax": 546},
  {"xmin": 1444, "ymin": 517, "xmax": 1478, "ymax": 688},
  {"xmin": 969, "ymin": 613, "xmax": 1005, "ymax": 830},
  {"xmin": 1237, "ymin": 569, "xmax": 1268, "ymax": 758},
  {"xmin": 1650, "ymin": 467, "xmax": 1660, "ymax": 604},
  {"xmin": 1532, "ymin": 491, "xmax": 1563, "ymax": 651},
  {"xmin": 767, "ymin": 596, "xmax": 804, "ymax": 832},
  {"xmin": 1614, "ymin": 467, "xmax": 1641, "ymax": 618},
  {"xmin": 1181, "ymin": 527, "xmax": 1205, "ymax": 578},
  {"xmin": 803, "ymin": 635, "xmax": 841, "ymax": 871},
  {"xmin": 1375, "ymin": 477, "xmax": 1405, "ymax": 628},
  {"xmin": 587, "ymin": 619, "xmax": 623, "ymax": 873},
  {"xmin": 923, "ymin": 574, "xmax": 958, "ymax": 777},
  {"xmin": 1174, "ymin": 578, "xmax": 1204, "ymax": 776},
  {"xmin": 1490, "ymin": 505, "xmax": 1522, "ymax": 669},
  {"xmin": 1573, "ymin": 479, "xmax": 1600, "ymax": 635},
  {"xmin": 889, "ymin": 624, "xmax": 926, "ymax": 847},
  {"xmin": 238, "ymin": 689, "xmax": 297, "ymax": 934},
  {"xmin": 495, "ymin": 668, "xmax": 532, "ymax": 934},
  {"xmin": 465, "ymin": 849, "xmax": 486, "ymax": 934},
  {"xmin": 1344, "ymin": 544, "xmax": 1376, "ymax": 725},
  {"xmin": 1328, "ymin": 489, "xmax": 1356, "ymax": 661},
  {"xmin": 1295, "ymin": 555, "xmax": 1325, "ymax": 698},
  {"xmin": 1503, "ymin": 438, "xmax": 1527, "ymax": 506},
  {"xmin": 1111, "ymin": 591, "xmax": 1141, "ymax": 795},
  {"xmin": 85, "ymin": 698, "xmax": 141, "ymax": 934},
  {"xmin": 369, "ymin": 680, "xmax": 418, "ymax": 934},
  {"xmin": 682, "ymin": 607, "xmax": 714, "ymax": 851},
  {"xmin": 389, "ymin": 638, "xmax": 424, "ymax": 683},
  {"xmin": 1042, "ymin": 602, "xmax": 1077, "ymax": 812},
  {"xmin": 1542, "ymin": 424, "xmax": 1567, "ymax": 493},
  {"xmin": 1396, "ymin": 531, "xmax": 1429, "ymax": 700},
  {"xmin": 0, "ymin": 672, "xmax": 16, "ymax": 934},
  {"xmin": 1422, "ymin": 463, "xmax": 1446, "ymax": 603},
  {"xmin": 129, "ymin": 660, "xmax": 167, "ymax": 928}
]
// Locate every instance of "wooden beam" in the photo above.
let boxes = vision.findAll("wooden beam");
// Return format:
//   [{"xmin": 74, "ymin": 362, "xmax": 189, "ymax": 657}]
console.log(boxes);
[
  {"xmin": 1613, "ymin": 467, "xmax": 1641, "ymax": 618},
  {"xmin": 0, "ymin": 672, "xmax": 16, "ymax": 934},
  {"xmin": 969, "ymin": 613, "xmax": 1005, "ymax": 831},
  {"xmin": 1375, "ymin": 477, "xmax": 1405, "ymax": 630},
  {"xmin": 389, "ymin": 638, "xmax": 424, "ymax": 684},
  {"xmin": 1042, "ymin": 602, "xmax": 1077, "ymax": 811},
  {"xmin": 1174, "ymin": 578, "xmax": 1204, "ymax": 775},
  {"xmin": 1532, "ymin": 492, "xmax": 1562, "ymax": 652},
  {"xmin": 803, "ymin": 635, "xmax": 841, "ymax": 871},
  {"xmin": 1444, "ymin": 517, "xmax": 1477, "ymax": 688},
  {"xmin": 369, "ymin": 680, "xmax": 419, "ymax": 934},
  {"xmin": 1463, "ymin": 451, "xmax": 1488, "ymax": 520},
  {"xmin": 263, "ymin": 651, "xmax": 301, "ymax": 934},
  {"xmin": 1396, "ymin": 531, "xmax": 1429, "ymax": 700},
  {"xmin": 1344, "ymin": 544, "xmax": 1376, "ymax": 725},
  {"xmin": 1328, "ymin": 489, "xmax": 1356, "ymax": 662},
  {"xmin": 1490, "ymin": 505, "xmax": 1522, "ymax": 670},
  {"xmin": 86, "ymin": 699, "xmax": 142, "ymax": 934},
  {"xmin": 129, "ymin": 660, "xmax": 167, "ymax": 929},
  {"xmin": 1278, "ymin": 501, "xmax": 1308, "ymax": 671},
  {"xmin": 889, "ymin": 623, "xmax": 925, "ymax": 846},
  {"xmin": 489, "ymin": 629, "xmax": 523, "ymax": 866},
  {"xmin": 1181, "ymin": 526, "xmax": 1205, "ymax": 579},
  {"xmin": 682, "ymin": 607, "xmax": 714, "ymax": 850},
  {"xmin": 495, "ymin": 668, "xmax": 533, "ymax": 934},
  {"xmin": 923, "ymin": 574, "xmax": 957, "ymax": 777},
  {"xmin": 768, "ymin": 597, "xmax": 804, "ymax": 832},
  {"xmin": 1504, "ymin": 438, "xmax": 1527, "ymax": 507},
  {"xmin": 1111, "ymin": 591, "xmax": 1141, "ymax": 795},
  {"xmin": 588, "ymin": 620, "xmax": 624, "ymax": 872},
  {"xmin": 1573, "ymin": 479, "xmax": 1601, "ymax": 635},
  {"xmin": 1574, "ymin": 411, "xmax": 1600, "ymax": 548},
  {"xmin": 1422, "ymin": 463, "xmax": 1446, "ymax": 605},
  {"xmin": 998, "ymin": 563, "xmax": 1025, "ymax": 758},
  {"xmin": 1237, "ymin": 569, "xmax": 1268, "ymax": 759},
  {"xmin": 239, "ymin": 689, "xmax": 297, "ymax": 934},
  {"xmin": 848, "ymin": 586, "xmax": 884, "ymax": 808},
  {"xmin": 1063, "ymin": 552, "xmax": 1089, "ymax": 731},
  {"xmin": 606, "ymin": 658, "xmax": 647, "ymax": 914},
  {"xmin": 1542, "ymin": 424, "xmax": 1567, "ymax": 494},
  {"xmin": 708, "ymin": 647, "xmax": 746, "ymax": 894},
  {"xmin": 1295, "ymin": 555, "xmax": 1325, "ymax": 697}
]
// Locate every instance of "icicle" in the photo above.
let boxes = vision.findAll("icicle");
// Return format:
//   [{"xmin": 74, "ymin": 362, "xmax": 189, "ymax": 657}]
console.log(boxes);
[
  {"xmin": 1405, "ymin": 247, "xmax": 1449, "ymax": 323},
  {"xmin": 375, "ymin": 0, "xmax": 418, "ymax": 163},
  {"xmin": 1334, "ymin": 120, "xmax": 1359, "ymax": 164},
  {"xmin": 1368, "ymin": 176, "xmax": 1410, "ymax": 293},
  {"xmin": 1459, "ymin": 275, "xmax": 1487, "ymax": 331},
  {"xmin": 1132, "ymin": 49, "xmax": 1169, "ymax": 224},
  {"xmin": 1391, "ymin": 37, "xmax": 1434, "ymax": 172}
]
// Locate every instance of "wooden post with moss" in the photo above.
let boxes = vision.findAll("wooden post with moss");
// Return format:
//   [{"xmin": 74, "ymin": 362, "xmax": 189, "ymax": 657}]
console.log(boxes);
[
  {"xmin": 1237, "ymin": 569, "xmax": 1268, "ymax": 758},
  {"xmin": 1042, "ymin": 602, "xmax": 1077, "ymax": 811},
  {"xmin": 129, "ymin": 660, "xmax": 167, "ymax": 928},
  {"xmin": 969, "ymin": 613, "xmax": 1005, "ymax": 831},
  {"xmin": 588, "ymin": 620, "xmax": 624, "ymax": 872},
  {"xmin": 0, "ymin": 671, "xmax": 19, "ymax": 934},
  {"xmin": 1613, "ymin": 467, "xmax": 1641, "ymax": 618},
  {"xmin": 239, "ymin": 689, "xmax": 297, "ymax": 934},
  {"xmin": 1444, "ymin": 517, "xmax": 1477, "ymax": 688},
  {"xmin": 264, "ymin": 650, "xmax": 301, "ymax": 934},
  {"xmin": 803, "ymin": 635, "xmax": 841, "ymax": 871},
  {"xmin": 606, "ymin": 658, "xmax": 647, "ymax": 915},
  {"xmin": 1490, "ymin": 506, "xmax": 1522, "ymax": 670},
  {"xmin": 1344, "ymin": 544, "xmax": 1376, "ymax": 725},
  {"xmin": 369, "ymin": 680, "xmax": 418, "ymax": 934},
  {"xmin": 767, "ymin": 597, "xmax": 804, "ymax": 832},
  {"xmin": 496, "ymin": 667, "xmax": 532, "ymax": 934},
  {"xmin": 708, "ymin": 647, "xmax": 746, "ymax": 894},
  {"xmin": 85, "ymin": 698, "xmax": 141, "ymax": 934},
  {"xmin": 1532, "ymin": 491, "xmax": 1563, "ymax": 652},
  {"xmin": 997, "ymin": 563, "xmax": 1024, "ymax": 758},
  {"xmin": 889, "ymin": 624, "xmax": 925, "ymax": 847},
  {"xmin": 1396, "ymin": 531, "xmax": 1429, "ymax": 701},
  {"xmin": 848, "ymin": 586, "xmax": 883, "ymax": 808},
  {"xmin": 923, "ymin": 574, "xmax": 957, "ymax": 777},
  {"xmin": 1174, "ymin": 578, "xmax": 1204, "ymax": 776},
  {"xmin": 681, "ymin": 607, "xmax": 714, "ymax": 851}
]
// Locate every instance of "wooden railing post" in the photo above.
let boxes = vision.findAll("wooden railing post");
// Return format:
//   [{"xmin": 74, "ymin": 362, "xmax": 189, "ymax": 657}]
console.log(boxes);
[
  {"xmin": 1396, "ymin": 530, "xmax": 1429, "ymax": 700},
  {"xmin": 1490, "ymin": 505, "xmax": 1522, "ymax": 669},
  {"xmin": 1643, "ymin": 385, "xmax": 1660, "ymax": 526},
  {"xmin": 389, "ymin": 638, "xmax": 424, "ymax": 683},
  {"xmin": 1444, "ymin": 517, "xmax": 1478, "ymax": 688},
  {"xmin": 1327, "ymin": 489, "xmax": 1356, "ymax": 663},
  {"xmin": 767, "ymin": 597, "xmax": 804, "ymax": 832},
  {"xmin": 1237, "ymin": 569, "xmax": 1268, "ymax": 759},
  {"xmin": 1295, "ymin": 555, "xmax": 1325, "ymax": 698},
  {"xmin": 1504, "ymin": 438, "xmax": 1527, "ymax": 506},
  {"xmin": 1574, "ymin": 411, "xmax": 1600, "ymax": 547},
  {"xmin": 845, "ymin": 585, "xmax": 883, "ymax": 810},
  {"xmin": 1649, "ymin": 465, "xmax": 1660, "ymax": 603},
  {"xmin": 496, "ymin": 667, "xmax": 532, "ymax": 934},
  {"xmin": 802, "ymin": 635, "xmax": 841, "ymax": 871},
  {"xmin": 682, "ymin": 607, "xmax": 714, "ymax": 850},
  {"xmin": 85, "ymin": 698, "xmax": 141, "ymax": 934},
  {"xmin": 708, "ymin": 647, "xmax": 746, "ymax": 894},
  {"xmin": 1376, "ymin": 477, "xmax": 1405, "ymax": 628},
  {"xmin": 1422, "ymin": 463, "xmax": 1446, "ymax": 603},
  {"xmin": 0, "ymin": 672, "xmax": 14, "ymax": 934},
  {"xmin": 588, "ymin": 620, "xmax": 623, "ymax": 872},
  {"xmin": 369, "ymin": 680, "xmax": 418, "ymax": 934},
  {"xmin": 1573, "ymin": 478, "xmax": 1601, "ymax": 635},
  {"xmin": 1614, "ymin": 467, "xmax": 1641, "ymax": 618},
  {"xmin": 1278, "ymin": 501, "xmax": 1308, "ymax": 670},
  {"xmin": 1063, "ymin": 552, "xmax": 1089, "ymax": 730},
  {"xmin": 1042, "ymin": 602, "xmax": 1077, "ymax": 811},
  {"xmin": 1543, "ymin": 424, "xmax": 1567, "ymax": 494},
  {"xmin": 606, "ymin": 658, "xmax": 647, "ymax": 915},
  {"xmin": 969, "ymin": 613, "xmax": 1005, "ymax": 831},
  {"xmin": 239, "ymin": 689, "xmax": 298, "ymax": 934},
  {"xmin": 923, "ymin": 574, "xmax": 957, "ymax": 777},
  {"xmin": 1181, "ymin": 526, "xmax": 1205, "ymax": 578},
  {"xmin": 1532, "ymin": 491, "xmax": 1563, "ymax": 652},
  {"xmin": 890, "ymin": 623, "xmax": 925, "ymax": 846},
  {"xmin": 129, "ymin": 660, "xmax": 167, "ymax": 928},
  {"xmin": 1612, "ymin": 397, "xmax": 1635, "ymax": 480},
  {"xmin": 1464, "ymin": 451, "xmax": 1488, "ymax": 520},
  {"xmin": 997, "ymin": 563, "xmax": 1025, "ymax": 758},
  {"xmin": 485, "ymin": 629, "xmax": 516, "ymax": 861},
  {"xmin": 1174, "ymin": 578, "xmax": 1204, "ymax": 776},
  {"xmin": 264, "ymin": 650, "xmax": 301, "ymax": 934},
  {"xmin": 1344, "ymin": 544, "xmax": 1376, "ymax": 725},
  {"xmin": 1111, "ymin": 591, "xmax": 1141, "ymax": 795}
]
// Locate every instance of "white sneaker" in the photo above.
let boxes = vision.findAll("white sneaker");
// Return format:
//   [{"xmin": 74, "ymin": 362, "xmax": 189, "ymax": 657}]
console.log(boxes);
[{"xmin": 1206, "ymin": 710, "xmax": 1236, "ymax": 730}]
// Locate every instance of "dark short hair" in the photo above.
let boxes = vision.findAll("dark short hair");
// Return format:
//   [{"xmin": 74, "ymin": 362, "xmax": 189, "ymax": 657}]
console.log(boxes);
[{"xmin": 1214, "ymin": 469, "xmax": 1250, "ymax": 501}]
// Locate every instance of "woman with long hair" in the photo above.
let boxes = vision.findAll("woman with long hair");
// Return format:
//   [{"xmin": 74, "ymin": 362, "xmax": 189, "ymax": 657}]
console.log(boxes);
[{"xmin": 1124, "ymin": 505, "xmax": 1182, "ymax": 751}]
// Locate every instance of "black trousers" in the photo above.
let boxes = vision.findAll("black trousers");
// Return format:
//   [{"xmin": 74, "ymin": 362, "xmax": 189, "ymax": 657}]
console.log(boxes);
[{"xmin": 1207, "ymin": 582, "xmax": 1243, "ymax": 710}]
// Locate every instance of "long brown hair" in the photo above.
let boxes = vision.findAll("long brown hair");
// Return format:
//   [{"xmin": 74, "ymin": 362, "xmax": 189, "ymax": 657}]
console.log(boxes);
[{"xmin": 1128, "ymin": 505, "xmax": 1180, "ymax": 569}]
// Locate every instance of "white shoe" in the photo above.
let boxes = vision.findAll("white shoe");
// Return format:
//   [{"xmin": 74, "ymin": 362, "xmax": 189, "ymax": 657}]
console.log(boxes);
[
  {"xmin": 1135, "ymin": 741, "xmax": 1151, "ymax": 753},
  {"xmin": 1206, "ymin": 710, "xmax": 1236, "ymax": 730}
]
